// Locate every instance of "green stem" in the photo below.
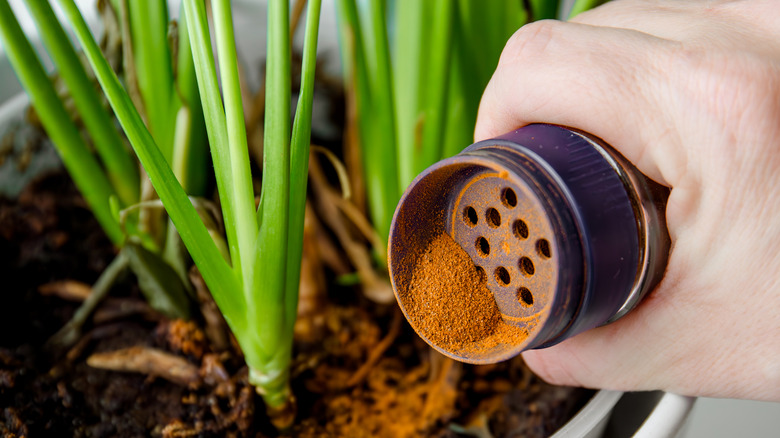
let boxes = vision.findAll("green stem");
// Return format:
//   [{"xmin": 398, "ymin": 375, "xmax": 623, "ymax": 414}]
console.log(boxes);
[
  {"xmin": 0, "ymin": 0, "xmax": 123, "ymax": 244},
  {"xmin": 365, "ymin": 0, "xmax": 399, "ymax": 240},
  {"xmin": 165, "ymin": 106, "xmax": 198, "ymax": 287},
  {"xmin": 181, "ymin": 0, "xmax": 245, "ymax": 279},
  {"xmin": 174, "ymin": 5, "xmax": 208, "ymax": 196},
  {"xmin": 286, "ymin": 0, "xmax": 322, "ymax": 335},
  {"xmin": 336, "ymin": 0, "xmax": 398, "ymax": 245},
  {"xmin": 24, "ymin": 0, "xmax": 139, "ymax": 207},
  {"xmin": 248, "ymin": 342, "xmax": 293, "ymax": 420},
  {"xmin": 127, "ymin": 0, "xmax": 175, "ymax": 162},
  {"xmin": 253, "ymin": 0, "xmax": 291, "ymax": 362},
  {"xmin": 442, "ymin": 5, "xmax": 476, "ymax": 159},
  {"xmin": 414, "ymin": 0, "xmax": 453, "ymax": 175},
  {"xmin": 212, "ymin": 0, "xmax": 258, "ymax": 299},
  {"xmin": 46, "ymin": 250, "xmax": 129, "ymax": 349},
  {"xmin": 392, "ymin": 0, "xmax": 428, "ymax": 189}
]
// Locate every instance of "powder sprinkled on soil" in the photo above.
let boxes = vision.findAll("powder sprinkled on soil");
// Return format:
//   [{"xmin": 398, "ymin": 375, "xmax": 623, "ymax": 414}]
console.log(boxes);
[{"xmin": 402, "ymin": 233, "xmax": 501, "ymax": 351}]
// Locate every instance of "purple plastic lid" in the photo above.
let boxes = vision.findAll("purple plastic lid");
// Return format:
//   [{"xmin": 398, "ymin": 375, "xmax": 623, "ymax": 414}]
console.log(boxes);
[{"xmin": 466, "ymin": 124, "xmax": 640, "ymax": 347}]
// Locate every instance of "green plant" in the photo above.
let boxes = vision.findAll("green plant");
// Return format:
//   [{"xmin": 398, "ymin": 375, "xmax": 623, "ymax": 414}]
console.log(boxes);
[
  {"xmin": 335, "ymin": 0, "xmax": 607, "ymax": 252},
  {"xmin": 0, "ymin": 0, "xmax": 321, "ymax": 425}
]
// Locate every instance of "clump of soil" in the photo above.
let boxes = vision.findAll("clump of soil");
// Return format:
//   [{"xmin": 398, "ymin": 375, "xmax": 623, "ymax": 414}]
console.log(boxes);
[{"xmin": 404, "ymin": 233, "xmax": 502, "ymax": 350}]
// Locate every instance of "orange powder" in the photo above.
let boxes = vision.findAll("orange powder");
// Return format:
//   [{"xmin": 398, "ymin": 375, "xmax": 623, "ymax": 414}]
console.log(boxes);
[{"xmin": 402, "ymin": 233, "xmax": 501, "ymax": 350}]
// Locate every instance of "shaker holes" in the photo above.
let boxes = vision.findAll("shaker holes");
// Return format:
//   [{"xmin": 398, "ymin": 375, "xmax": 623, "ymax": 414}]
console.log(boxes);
[
  {"xmin": 495, "ymin": 267, "xmax": 510, "ymax": 286},
  {"xmin": 476, "ymin": 237, "xmax": 490, "ymax": 256},
  {"xmin": 537, "ymin": 239, "xmax": 551, "ymax": 259},
  {"xmin": 486, "ymin": 208, "xmax": 501, "ymax": 228},
  {"xmin": 518, "ymin": 287, "xmax": 533, "ymax": 306},
  {"xmin": 475, "ymin": 265, "xmax": 487, "ymax": 282},
  {"xmin": 519, "ymin": 257, "xmax": 535, "ymax": 276},
  {"xmin": 464, "ymin": 206, "xmax": 478, "ymax": 226},
  {"xmin": 501, "ymin": 188, "xmax": 517, "ymax": 208},
  {"xmin": 513, "ymin": 220, "xmax": 529, "ymax": 239}
]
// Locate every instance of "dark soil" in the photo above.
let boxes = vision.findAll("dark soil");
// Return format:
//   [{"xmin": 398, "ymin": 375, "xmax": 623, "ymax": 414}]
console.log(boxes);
[{"xmin": 0, "ymin": 170, "xmax": 590, "ymax": 437}]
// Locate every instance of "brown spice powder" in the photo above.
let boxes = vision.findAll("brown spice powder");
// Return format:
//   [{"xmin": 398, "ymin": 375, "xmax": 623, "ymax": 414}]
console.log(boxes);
[{"xmin": 402, "ymin": 233, "xmax": 502, "ymax": 351}]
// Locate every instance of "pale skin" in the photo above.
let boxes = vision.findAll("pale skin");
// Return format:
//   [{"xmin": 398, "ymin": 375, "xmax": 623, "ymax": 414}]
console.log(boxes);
[{"xmin": 475, "ymin": 0, "xmax": 780, "ymax": 401}]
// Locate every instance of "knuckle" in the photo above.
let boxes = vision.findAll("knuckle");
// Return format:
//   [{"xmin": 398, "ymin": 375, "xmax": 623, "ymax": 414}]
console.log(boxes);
[
  {"xmin": 498, "ymin": 20, "xmax": 563, "ymax": 67},
  {"xmin": 570, "ymin": 0, "xmax": 642, "ymax": 24}
]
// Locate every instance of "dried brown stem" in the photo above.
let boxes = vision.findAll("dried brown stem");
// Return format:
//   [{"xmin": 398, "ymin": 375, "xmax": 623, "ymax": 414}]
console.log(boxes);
[
  {"xmin": 332, "ymin": 195, "xmax": 385, "ymax": 262},
  {"xmin": 422, "ymin": 353, "xmax": 461, "ymax": 420},
  {"xmin": 294, "ymin": 202, "xmax": 328, "ymax": 341},
  {"xmin": 189, "ymin": 266, "xmax": 231, "ymax": 352},
  {"xmin": 87, "ymin": 346, "xmax": 201, "ymax": 387},
  {"xmin": 38, "ymin": 280, "xmax": 91, "ymax": 301},
  {"xmin": 345, "ymin": 308, "xmax": 403, "ymax": 387},
  {"xmin": 343, "ymin": 73, "xmax": 366, "ymax": 213},
  {"xmin": 308, "ymin": 152, "xmax": 394, "ymax": 303}
]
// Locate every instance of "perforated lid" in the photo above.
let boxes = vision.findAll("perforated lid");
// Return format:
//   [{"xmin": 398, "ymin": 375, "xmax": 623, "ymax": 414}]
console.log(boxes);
[{"xmin": 389, "ymin": 124, "xmax": 642, "ymax": 363}]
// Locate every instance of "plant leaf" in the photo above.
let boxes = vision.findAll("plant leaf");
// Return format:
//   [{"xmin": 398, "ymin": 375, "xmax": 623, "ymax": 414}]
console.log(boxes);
[
  {"xmin": 253, "ymin": 0, "xmax": 292, "ymax": 360},
  {"xmin": 125, "ymin": 241, "xmax": 191, "ymax": 320},
  {"xmin": 211, "ymin": 0, "xmax": 258, "ymax": 291},
  {"xmin": 286, "ymin": 0, "xmax": 323, "ymax": 335},
  {"xmin": 182, "ymin": 0, "xmax": 248, "ymax": 281},
  {"xmin": 127, "ymin": 0, "xmax": 175, "ymax": 161}
]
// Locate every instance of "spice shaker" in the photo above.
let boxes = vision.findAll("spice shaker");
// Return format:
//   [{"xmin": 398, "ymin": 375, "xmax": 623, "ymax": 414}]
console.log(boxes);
[{"xmin": 388, "ymin": 124, "xmax": 670, "ymax": 364}]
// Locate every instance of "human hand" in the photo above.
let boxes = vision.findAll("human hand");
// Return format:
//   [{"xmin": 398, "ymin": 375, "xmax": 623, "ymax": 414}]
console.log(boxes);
[{"xmin": 474, "ymin": 0, "xmax": 780, "ymax": 401}]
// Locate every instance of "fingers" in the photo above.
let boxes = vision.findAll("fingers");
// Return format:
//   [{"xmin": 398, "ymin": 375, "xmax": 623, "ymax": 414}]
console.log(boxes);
[
  {"xmin": 520, "ymin": 300, "xmax": 673, "ymax": 391},
  {"xmin": 474, "ymin": 20, "xmax": 684, "ymax": 186}
]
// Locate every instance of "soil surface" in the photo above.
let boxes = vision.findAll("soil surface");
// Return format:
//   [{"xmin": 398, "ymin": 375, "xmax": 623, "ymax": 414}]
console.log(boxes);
[{"xmin": 1, "ymin": 170, "xmax": 590, "ymax": 437}]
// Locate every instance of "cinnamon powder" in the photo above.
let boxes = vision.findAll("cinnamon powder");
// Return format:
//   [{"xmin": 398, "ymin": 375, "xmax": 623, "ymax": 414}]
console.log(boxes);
[{"xmin": 402, "ymin": 233, "xmax": 502, "ymax": 351}]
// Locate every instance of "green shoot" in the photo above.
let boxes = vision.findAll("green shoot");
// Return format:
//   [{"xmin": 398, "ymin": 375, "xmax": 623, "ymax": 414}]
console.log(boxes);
[
  {"xmin": 286, "ymin": 0, "xmax": 323, "ymax": 360},
  {"xmin": 392, "ymin": 0, "xmax": 428, "ymax": 188},
  {"xmin": 336, "ymin": 0, "xmax": 399, "ymax": 246},
  {"xmin": 52, "ymin": 0, "xmax": 322, "ymax": 419},
  {"xmin": 172, "ymin": 7, "xmax": 208, "ymax": 196},
  {"xmin": 414, "ymin": 0, "xmax": 454, "ymax": 179},
  {"xmin": 127, "ymin": 0, "xmax": 175, "ymax": 162},
  {"xmin": 253, "ymin": 0, "xmax": 291, "ymax": 363}
]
